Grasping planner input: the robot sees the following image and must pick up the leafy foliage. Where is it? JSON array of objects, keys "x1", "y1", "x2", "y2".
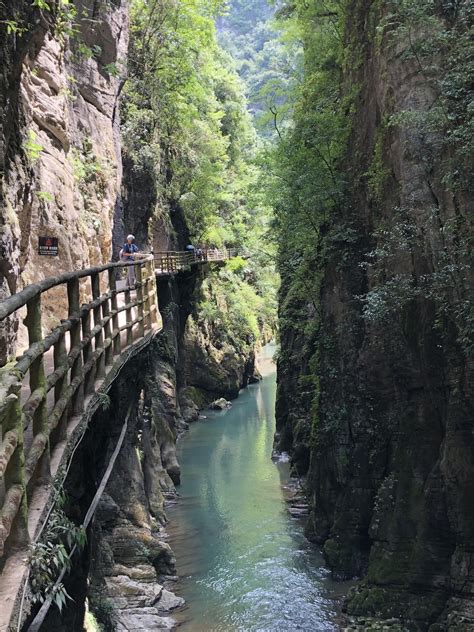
[
  {"x1": 217, "y1": 0, "x2": 300, "y2": 134},
  {"x1": 31, "y1": 0, "x2": 77, "y2": 39},
  {"x1": 196, "y1": 259, "x2": 277, "y2": 348},
  {"x1": 29, "y1": 489, "x2": 86, "y2": 611},
  {"x1": 261, "y1": 0, "x2": 346, "y2": 323},
  {"x1": 125, "y1": 0, "x2": 278, "y2": 342},
  {"x1": 23, "y1": 130, "x2": 44, "y2": 163},
  {"x1": 124, "y1": 0, "x2": 252, "y2": 241}
]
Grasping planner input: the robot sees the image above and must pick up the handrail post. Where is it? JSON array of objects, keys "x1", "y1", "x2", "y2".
[
  {"x1": 125, "y1": 281, "x2": 133, "y2": 347},
  {"x1": 91, "y1": 272, "x2": 105, "y2": 380},
  {"x1": 108, "y1": 268, "x2": 121, "y2": 357},
  {"x1": 0, "y1": 377, "x2": 28, "y2": 553},
  {"x1": 151, "y1": 260, "x2": 157, "y2": 327},
  {"x1": 25, "y1": 295, "x2": 50, "y2": 484},
  {"x1": 67, "y1": 278, "x2": 84, "y2": 413},
  {"x1": 151, "y1": 260, "x2": 159, "y2": 327},
  {"x1": 149, "y1": 262, "x2": 159, "y2": 328},
  {"x1": 82, "y1": 280, "x2": 94, "y2": 395},
  {"x1": 102, "y1": 287, "x2": 113, "y2": 368},
  {"x1": 135, "y1": 263, "x2": 145, "y2": 339},
  {"x1": 52, "y1": 330, "x2": 68, "y2": 443},
  {"x1": 143, "y1": 260, "x2": 152, "y2": 331}
]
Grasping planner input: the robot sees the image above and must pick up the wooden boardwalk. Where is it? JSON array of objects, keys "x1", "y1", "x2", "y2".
[{"x1": 0, "y1": 248, "x2": 235, "y2": 631}]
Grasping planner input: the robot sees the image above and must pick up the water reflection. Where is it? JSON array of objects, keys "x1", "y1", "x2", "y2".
[{"x1": 167, "y1": 350, "x2": 344, "y2": 631}]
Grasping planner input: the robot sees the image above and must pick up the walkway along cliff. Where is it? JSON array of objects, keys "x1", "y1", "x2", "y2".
[
  {"x1": 0, "y1": 1, "x2": 270, "y2": 628},
  {"x1": 0, "y1": 249, "x2": 247, "y2": 631}
]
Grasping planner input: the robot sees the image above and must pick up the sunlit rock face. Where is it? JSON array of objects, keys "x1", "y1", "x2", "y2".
[{"x1": 0, "y1": 0, "x2": 128, "y2": 360}]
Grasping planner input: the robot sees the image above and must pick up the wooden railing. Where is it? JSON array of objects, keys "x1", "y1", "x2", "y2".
[
  {"x1": 0, "y1": 245, "x2": 245, "y2": 629},
  {"x1": 155, "y1": 248, "x2": 237, "y2": 275},
  {"x1": 0, "y1": 255, "x2": 158, "y2": 557}
]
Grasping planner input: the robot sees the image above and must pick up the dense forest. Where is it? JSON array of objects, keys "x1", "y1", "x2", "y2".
[
  {"x1": 121, "y1": 0, "x2": 278, "y2": 378},
  {"x1": 0, "y1": 0, "x2": 472, "y2": 630}
]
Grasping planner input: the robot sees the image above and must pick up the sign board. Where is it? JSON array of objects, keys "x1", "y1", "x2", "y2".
[{"x1": 38, "y1": 236, "x2": 59, "y2": 256}]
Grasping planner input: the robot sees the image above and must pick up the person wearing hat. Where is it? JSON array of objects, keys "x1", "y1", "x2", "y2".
[{"x1": 120, "y1": 234, "x2": 139, "y2": 288}]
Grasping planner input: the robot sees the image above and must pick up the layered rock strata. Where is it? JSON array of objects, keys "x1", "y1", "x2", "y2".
[
  {"x1": 182, "y1": 314, "x2": 260, "y2": 406},
  {"x1": 39, "y1": 330, "x2": 184, "y2": 632},
  {"x1": 0, "y1": 0, "x2": 128, "y2": 360}
]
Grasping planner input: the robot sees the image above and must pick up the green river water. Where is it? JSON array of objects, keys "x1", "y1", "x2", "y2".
[{"x1": 167, "y1": 347, "x2": 346, "y2": 631}]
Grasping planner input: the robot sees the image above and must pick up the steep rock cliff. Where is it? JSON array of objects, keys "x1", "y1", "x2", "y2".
[
  {"x1": 182, "y1": 270, "x2": 262, "y2": 408},
  {"x1": 0, "y1": 0, "x2": 128, "y2": 360},
  {"x1": 274, "y1": 269, "x2": 316, "y2": 475},
  {"x1": 37, "y1": 330, "x2": 184, "y2": 632},
  {"x1": 276, "y1": 2, "x2": 473, "y2": 629},
  {"x1": 182, "y1": 315, "x2": 259, "y2": 405}
]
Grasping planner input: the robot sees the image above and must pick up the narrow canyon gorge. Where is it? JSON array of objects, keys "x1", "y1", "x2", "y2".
[{"x1": 0, "y1": 1, "x2": 472, "y2": 631}]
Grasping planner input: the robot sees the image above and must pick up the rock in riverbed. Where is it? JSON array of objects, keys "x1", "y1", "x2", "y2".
[{"x1": 209, "y1": 397, "x2": 232, "y2": 410}]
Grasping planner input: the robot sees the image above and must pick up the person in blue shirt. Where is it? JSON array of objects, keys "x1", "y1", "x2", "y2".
[{"x1": 120, "y1": 234, "x2": 139, "y2": 288}]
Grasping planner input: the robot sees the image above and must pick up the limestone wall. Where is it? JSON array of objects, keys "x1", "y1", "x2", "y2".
[{"x1": 0, "y1": 0, "x2": 128, "y2": 361}]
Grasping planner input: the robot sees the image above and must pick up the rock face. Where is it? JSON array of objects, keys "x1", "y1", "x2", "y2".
[
  {"x1": 274, "y1": 273, "x2": 315, "y2": 475},
  {"x1": 85, "y1": 341, "x2": 184, "y2": 631},
  {"x1": 41, "y1": 329, "x2": 187, "y2": 632},
  {"x1": 0, "y1": 0, "x2": 128, "y2": 360},
  {"x1": 276, "y1": 2, "x2": 473, "y2": 630},
  {"x1": 155, "y1": 269, "x2": 261, "y2": 418},
  {"x1": 183, "y1": 303, "x2": 261, "y2": 406}
]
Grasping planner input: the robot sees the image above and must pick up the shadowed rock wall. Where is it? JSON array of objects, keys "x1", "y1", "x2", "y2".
[
  {"x1": 37, "y1": 331, "x2": 184, "y2": 631},
  {"x1": 276, "y1": 1, "x2": 473, "y2": 629}
]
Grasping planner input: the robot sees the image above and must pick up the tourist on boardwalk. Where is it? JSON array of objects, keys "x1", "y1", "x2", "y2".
[
  {"x1": 186, "y1": 243, "x2": 197, "y2": 261},
  {"x1": 120, "y1": 234, "x2": 139, "y2": 287}
]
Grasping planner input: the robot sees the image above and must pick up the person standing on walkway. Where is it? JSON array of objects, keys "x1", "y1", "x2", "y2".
[{"x1": 120, "y1": 234, "x2": 139, "y2": 288}]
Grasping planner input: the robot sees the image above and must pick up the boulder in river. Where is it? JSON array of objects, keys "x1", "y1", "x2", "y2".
[{"x1": 209, "y1": 397, "x2": 232, "y2": 410}]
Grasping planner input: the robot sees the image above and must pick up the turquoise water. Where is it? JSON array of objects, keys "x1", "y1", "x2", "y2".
[{"x1": 167, "y1": 350, "x2": 345, "y2": 631}]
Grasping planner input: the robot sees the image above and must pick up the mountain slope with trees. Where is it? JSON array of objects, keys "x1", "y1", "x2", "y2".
[{"x1": 122, "y1": 0, "x2": 277, "y2": 406}]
